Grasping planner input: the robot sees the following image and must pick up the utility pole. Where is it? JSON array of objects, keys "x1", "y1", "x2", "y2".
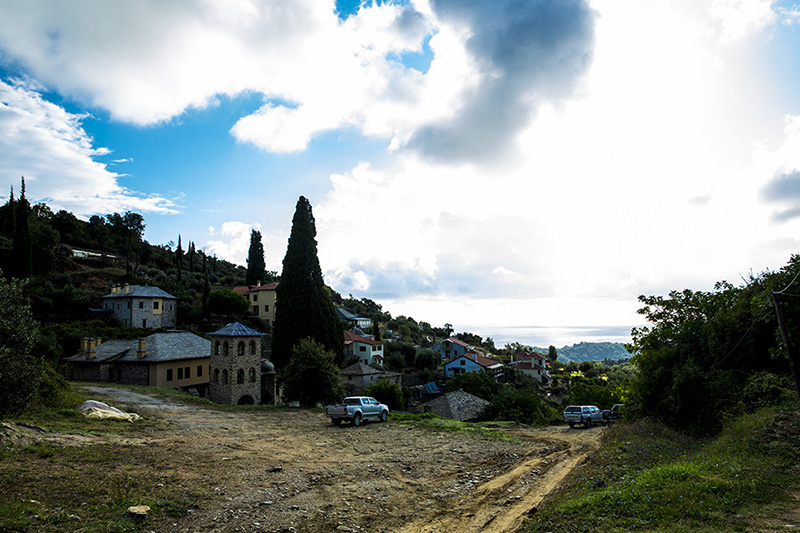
[{"x1": 771, "y1": 291, "x2": 800, "y2": 396}]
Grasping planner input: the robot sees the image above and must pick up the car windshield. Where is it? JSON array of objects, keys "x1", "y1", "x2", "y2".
[{"x1": 565, "y1": 406, "x2": 580, "y2": 413}]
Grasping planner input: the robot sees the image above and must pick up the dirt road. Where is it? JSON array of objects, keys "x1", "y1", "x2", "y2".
[{"x1": 74, "y1": 386, "x2": 601, "y2": 533}]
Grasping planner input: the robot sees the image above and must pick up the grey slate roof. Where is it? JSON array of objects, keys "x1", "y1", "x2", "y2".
[
  {"x1": 208, "y1": 322, "x2": 265, "y2": 337},
  {"x1": 64, "y1": 331, "x2": 210, "y2": 364},
  {"x1": 422, "y1": 390, "x2": 489, "y2": 422},
  {"x1": 101, "y1": 285, "x2": 177, "y2": 299},
  {"x1": 341, "y1": 362, "x2": 383, "y2": 376}
]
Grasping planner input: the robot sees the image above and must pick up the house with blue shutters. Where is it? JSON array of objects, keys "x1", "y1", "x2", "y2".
[{"x1": 432, "y1": 336, "x2": 474, "y2": 362}]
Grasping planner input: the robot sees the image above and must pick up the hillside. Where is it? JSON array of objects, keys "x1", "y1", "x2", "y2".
[{"x1": 533, "y1": 341, "x2": 630, "y2": 363}]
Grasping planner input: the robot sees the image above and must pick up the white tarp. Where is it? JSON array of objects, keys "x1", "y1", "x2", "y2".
[{"x1": 78, "y1": 400, "x2": 141, "y2": 422}]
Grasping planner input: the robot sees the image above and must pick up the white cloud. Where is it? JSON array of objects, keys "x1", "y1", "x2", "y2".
[
  {"x1": 708, "y1": 0, "x2": 775, "y2": 42},
  {"x1": 0, "y1": 79, "x2": 176, "y2": 215},
  {"x1": 203, "y1": 220, "x2": 260, "y2": 265}
]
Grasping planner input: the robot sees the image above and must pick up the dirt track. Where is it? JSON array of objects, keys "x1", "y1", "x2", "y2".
[{"x1": 61, "y1": 386, "x2": 602, "y2": 532}]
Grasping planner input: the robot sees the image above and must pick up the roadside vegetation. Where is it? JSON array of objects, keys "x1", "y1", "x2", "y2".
[{"x1": 528, "y1": 404, "x2": 800, "y2": 532}]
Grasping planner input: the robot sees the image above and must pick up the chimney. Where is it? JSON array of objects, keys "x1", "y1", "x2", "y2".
[
  {"x1": 137, "y1": 338, "x2": 146, "y2": 359},
  {"x1": 87, "y1": 338, "x2": 97, "y2": 359},
  {"x1": 256, "y1": 280, "x2": 261, "y2": 287},
  {"x1": 123, "y1": 283, "x2": 130, "y2": 295},
  {"x1": 80, "y1": 337, "x2": 88, "y2": 358}
]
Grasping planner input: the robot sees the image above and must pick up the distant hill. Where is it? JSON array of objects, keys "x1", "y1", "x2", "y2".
[{"x1": 533, "y1": 342, "x2": 630, "y2": 363}]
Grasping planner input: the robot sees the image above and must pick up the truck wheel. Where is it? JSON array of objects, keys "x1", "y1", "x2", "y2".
[
  {"x1": 332, "y1": 418, "x2": 342, "y2": 426},
  {"x1": 380, "y1": 410, "x2": 388, "y2": 422},
  {"x1": 585, "y1": 418, "x2": 592, "y2": 428},
  {"x1": 352, "y1": 413, "x2": 362, "y2": 427},
  {"x1": 568, "y1": 422, "x2": 575, "y2": 428}
]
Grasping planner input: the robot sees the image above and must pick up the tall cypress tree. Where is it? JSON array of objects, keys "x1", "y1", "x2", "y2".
[
  {"x1": 245, "y1": 229, "x2": 266, "y2": 286},
  {"x1": 13, "y1": 178, "x2": 32, "y2": 278},
  {"x1": 175, "y1": 235, "x2": 184, "y2": 285},
  {"x1": 272, "y1": 196, "x2": 343, "y2": 370}
]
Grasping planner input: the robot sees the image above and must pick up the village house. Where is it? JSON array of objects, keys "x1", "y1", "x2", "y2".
[
  {"x1": 444, "y1": 353, "x2": 504, "y2": 379},
  {"x1": 233, "y1": 281, "x2": 278, "y2": 327},
  {"x1": 336, "y1": 308, "x2": 372, "y2": 329},
  {"x1": 340, "y1": 362, "x2": 402, "y2": 395},
  {"x1": 208, "y1": 322, "x2": 264, "y2": 405},
  {"x1": 508, "y1": 350, "x2": 551, "y2": 385},
  {"x1": 432, "y1": 336, "x2": 475, "y2": 362},
  {"x1": 63, "y1": 331, "x2": 210, "y2": 393},
  {"x1": 344, "y1": 329, "x2": 385, "y2": 365},
  {"x1": 101, "y1": 284, "x2": 177, "y2": 329}
]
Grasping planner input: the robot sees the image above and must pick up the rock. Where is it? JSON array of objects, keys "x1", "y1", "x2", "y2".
[{"x1": 127, "y1": 505, "x2": 150, "y2": 517}]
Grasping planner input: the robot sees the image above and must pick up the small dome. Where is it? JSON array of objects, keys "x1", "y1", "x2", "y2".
[{"x1": 260, "y1": 359, "x2": 276, "y2": 374}]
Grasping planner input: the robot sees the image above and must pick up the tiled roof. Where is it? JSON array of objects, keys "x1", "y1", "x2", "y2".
[
  {"x1": 447, "y1": 354, "x2": 502, "y2": 368},
  {"x1": 344, "y1": 330, "x2": 383, "y2": 346},
  {"x1": 101, "y1": 285, "x2": 177, "y2": 299},
  {"x1": 444, "y1": 337, "x2": 472, "y2": 349},
  {"x1": 209, "y1": 322, "x2": 265, "y2": 337},
  {"x1": 64, "y1": 331, "x2": 210, "y2": 363},
  {"x1": 341, "y1": 362, "x2": 383, "y2": 375},
  {"x1": 250, "y1": 282, "x2": 278, "y2": 291}
]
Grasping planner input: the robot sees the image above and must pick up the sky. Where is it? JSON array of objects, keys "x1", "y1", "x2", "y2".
[{"x1": 2, "y1": 0, "x2": 800, "y2": 348}]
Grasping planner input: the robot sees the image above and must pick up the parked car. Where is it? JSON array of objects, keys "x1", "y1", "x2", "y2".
[
  {"x1": 325, "y1": 396, "x2": 389, "y2": 427},
  {"x1": 602, "y1": 403, "x2": 624, "y2": 424},
  {"x1": 563, "y1": 405, "x2": 604, "y2": 428}
]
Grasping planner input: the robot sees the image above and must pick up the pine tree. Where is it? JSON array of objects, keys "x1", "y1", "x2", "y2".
[
  {"x1": 272, "y1": 196, "x2": 344, "y2": 370},
  {"x1": 188, "y1": 241, "x2": 195, "y2": 272},
  {"x1": 245, "y1": 229, "x2": 266, "y2": 286}
]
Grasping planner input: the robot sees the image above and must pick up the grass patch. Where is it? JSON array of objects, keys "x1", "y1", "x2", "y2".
[
  {"x1": 528, "y1": 405, "x2": 800, "y2": 532},
  {"x1": 390, "y1": 412, "x2": 519, "y2": 442},
  {"x1": 0, "y1": 441, "x2": 206, "y2": 532}
]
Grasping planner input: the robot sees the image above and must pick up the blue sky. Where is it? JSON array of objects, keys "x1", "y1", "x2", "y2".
[{"x1": 1, "y1": 0, "x2": 800, "y2": 347}]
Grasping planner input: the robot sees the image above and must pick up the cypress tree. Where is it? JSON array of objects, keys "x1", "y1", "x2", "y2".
[
  {"x1": 13, "y1": 178, "x2": 32, "y2": 278},
  {"x1": 175, "y1": 235, "x2": 184, "y2": 284},
  {"x1": 245, "y1": 229, "x2": 266, "y2": 286},
  {"x1": 272, "y1": 196, "x2": 343, "y2": 370},
  {"x1": 5, "y1": 186, "x2": 14, "y2": 239}
]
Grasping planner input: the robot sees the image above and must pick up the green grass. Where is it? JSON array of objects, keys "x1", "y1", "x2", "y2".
[
  {"x1": 389, "y1": 412, "x2": 520, "y2": 442},
  {"x1": 0, "y1": 441, "x2": 205, "y2": 532},
  {"x1": 528, "y1": 405, "x2": 800, "y2": 532}
]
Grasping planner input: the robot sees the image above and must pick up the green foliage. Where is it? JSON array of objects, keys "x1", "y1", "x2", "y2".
[
  {"x1": 627, "y1": 271, "x2": 786, "y2": 434},
  {"x1": 207, "y1": 288, "x2": 250, "y2": 317},
  {"x1": 530, "y1": 407, "x2": 800, "y2": 532},
  {"x1": 444, "y1": 370, "x2": 501, "y2": 401},
  {"x1": 414, "y1": 348, "x2": 440, "y2": 371},
  {"x1": 564, "y1": 380, "x2": 620, "y2": 409},
  {"x1": 281, "y1": 338, "x2": 344, "y2": 407},
  {"x1": 272, "y1": 197, "x2": 343, "y2": 369},
  {"x1": 0, "y1": 275, "x2": 41, "y2": 418},
  {"x1": 364, "y1": 378, "x2": 405, "y2": 410},
  {"x1": 479, "y1": 386, "x2": 552, "y2": 425}
]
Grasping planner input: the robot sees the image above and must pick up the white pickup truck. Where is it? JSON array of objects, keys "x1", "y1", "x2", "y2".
[{"x1": 325, "y1": 396, "x2": 389, "y2": 427}]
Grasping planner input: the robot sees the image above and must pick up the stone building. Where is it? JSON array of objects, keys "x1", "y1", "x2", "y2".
[
  {"x1": 101, "y1": 284, "x2": 178, "y2": 329},
  {"x1": 421, "y1": 390, "x2": 489, "y2": 422},
  {"x1": 208, "y1": 322, "x2": 264, "y2": 405},
  {"x1": 62, "y1": 331, "x2": 210, "y2": 393}
]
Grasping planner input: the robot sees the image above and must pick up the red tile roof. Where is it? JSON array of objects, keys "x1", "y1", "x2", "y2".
[{"x1": 343, "y1": 330, "x2": 383, "y2": 346}]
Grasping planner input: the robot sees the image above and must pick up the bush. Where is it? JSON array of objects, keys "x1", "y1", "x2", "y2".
[
  {"x1": 444, "y1": 370, "x2": 501, "y2": 401},
  {"x1": 281, "y1": 338, "x2": 344, "y2": 407},
  {"x1": 479, "y1": 386, "x2": 552, "y2": 425},
  {"x1": 365, "y1": 378, "x2": 405, "y2": 410}
]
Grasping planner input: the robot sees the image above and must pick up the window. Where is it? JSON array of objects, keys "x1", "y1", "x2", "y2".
[
  {"x1": 249, "y1": 368, "x2": 256, "y2": 382},
  {"x1": 214, "y1": 341, "x2": 220, "y2": 355},
  {"x1": 237, "y1": 342, "x2": 245, "y2": 356},
  {"x1": 264, "y1": 304, "x2": 269, "y2": 312},
  {"x1": 139, "y1": 301, "x2": 144, "y2": 309},
  {"x1": 249, "y1": 341, "x2": 256, "y2": 355},
  {"x1": 166, "y1": 368, "x2": 173, "y2": 381},
  {"x1": 214, "y1": 368, "x2": 219, "y2": 382},
  {"x1": 253, "y1": 294, "x2": 258, "y2": 301},
  {"x1": 237, "y1": 369, "x2": 244, "y2": 384},
  {"x1": 153, "y1": 301, "x2": 159, "y2": 310},
  {"x1": 223, "y1": 342, "x2": 229, "y2": 356},
  {"x1": 372, "y1": 345, "x2": 378, "y2": 351},
  {"x1": 252, "y1": 306, "x2": 259, "y2": 314},
  {"x1": 197, "y1": 365, "x2": 203, "y2": 377},
  {"x1": 184, "y1": 366, "x2": 190, "y2": 379},
  {"x1": 223, "y1": 369, "x2": 228, "y2": 383},
  {"x1": 142, "y1": 319, "x2": 147, "y2": 328},
  {"x1": 359, "y1": 346, "x2": 367, "y2": 352},
  {"x1": 460, "y1": 359, "x2": 466, "y2": 365},
  {"x1": 178, "y1": 367, "x2": 184, "y2": 379}
]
